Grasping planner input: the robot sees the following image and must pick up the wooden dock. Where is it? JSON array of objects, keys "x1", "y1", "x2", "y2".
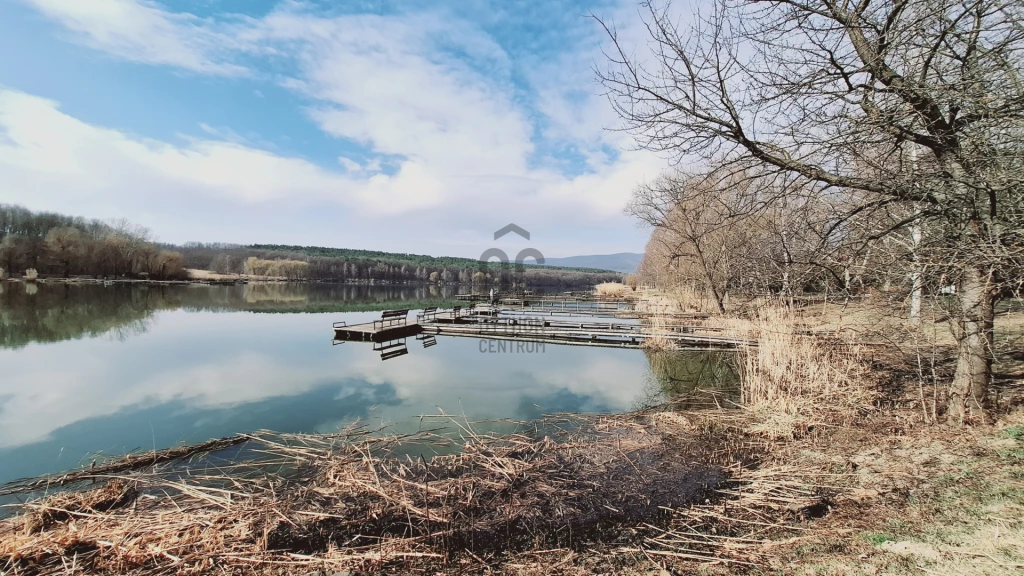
[
  {"x1": 332, "y1": 310, "x2": 423, "y2": 342},
  {"x1": 333, "y1": 306, "x2": 755, "y2": 353}
]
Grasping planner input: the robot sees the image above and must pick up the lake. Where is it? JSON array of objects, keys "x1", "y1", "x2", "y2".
[{"x1": 0, "y1": 281, "x2": 737, "y2": 485}]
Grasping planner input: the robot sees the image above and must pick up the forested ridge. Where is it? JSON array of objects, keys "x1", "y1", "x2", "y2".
[{"x1": 179, "y1": 242, "x2": 620, "y2": 285}]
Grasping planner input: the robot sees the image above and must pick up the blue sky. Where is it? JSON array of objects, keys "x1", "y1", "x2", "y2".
[{"x1": 0, "y1": 0, "x2": 668, "y2": 257}]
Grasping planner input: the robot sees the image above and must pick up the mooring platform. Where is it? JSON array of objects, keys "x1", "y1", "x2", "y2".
[
  {"x1": 333, "y1": 306, "x2": 756, "y2": 349},
  {"x1": 332, "y1": 309, "x2": 423, "y2": 342}
]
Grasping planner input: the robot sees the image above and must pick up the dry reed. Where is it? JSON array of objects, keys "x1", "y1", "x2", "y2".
[
  {"x1": 0, "y1": 414, "x2": 757, "y2": 575},
  {"x1": 593, "y1": 282, "x2": 629, "y2": 298},
  {"x1": 637, "y1": 286, "x2": 874, "y2": 436},
  {"x1": 738, "y1": 306, "x2": 872, "y2": 438},
  {"x1": 0, "y1": 410, "x2": 843, "y2": 575},
  {"x1": 636, "y1": 291, "x2": 686, "y2": 350},
  {"x1": 663, "y1": 284, "x2": 721, "y2": 314}
]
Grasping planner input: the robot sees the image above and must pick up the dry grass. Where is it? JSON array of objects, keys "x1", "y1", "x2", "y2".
[
  {"x1": 662, "y1": 285, "x2": 721, "y2": 314},
  {"x1": 594, "y1": 282, "x2": 629, "y2": 297},
  {"x1": 739, "y1": 307, "x2": 871, "y2": 425},
  {"x1": 639, "y1": 313, "x2": 678, "y2": 351},
  {"x1": 635, "y1": 290, "x2": 874, "y2": 433},
  {"x1": 2, "y1": 414, "x2": 829, "y2": 575},
  {"x1": 764, "y1": 409, "x2": 1024, "y2": 576},
  {"x1": 634, "y1": 286, "x2": 720, "y2": 315},
  {"x1": 185, "y1": 268, "x2": 239, "y2": 281},
  {"x1": 633, "y1": 291, "x2": 753, "y2": 350}
]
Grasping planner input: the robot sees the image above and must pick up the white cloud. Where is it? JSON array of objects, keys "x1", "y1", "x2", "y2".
[
  {"x1": 8, "y1": 0, "x2": 663, "y2": 251},
  {"x1": 268, "y1": 11, "x2": 530, "y2": 177},
  {"x1": 0, "y1": 89, "x2": 354, "y2": 205},
  {"x1": 22, "y1": 0, "x2": 250, "y2": 75},
  {"x1": 0, "y1": 89, "x2": 454, "y2": 214}
]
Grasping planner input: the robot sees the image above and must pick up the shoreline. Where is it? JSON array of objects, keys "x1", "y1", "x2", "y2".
[{"x1": 0, "y1": 276, "x2": 609, "y2": 289}]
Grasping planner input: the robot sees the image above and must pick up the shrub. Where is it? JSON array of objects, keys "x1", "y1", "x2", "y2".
[{"x1": 24, "y1": 268, "x2": 38, "y2": 281}]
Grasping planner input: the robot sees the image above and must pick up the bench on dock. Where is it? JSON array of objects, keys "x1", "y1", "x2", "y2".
[
  {"x1": 452, "y1": 305, "x2": 462, "y2": 318},
  {"x1": 418, "y1": 306, "x2": 438, "y2": 322},
  {"x1": 374, "y1": 309, "x2": 409, "y2": 330}
]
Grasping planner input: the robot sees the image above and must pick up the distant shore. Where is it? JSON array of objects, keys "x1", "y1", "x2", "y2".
[{"x1": 0, "y1": 270, "x2": 601, "y2": 289}]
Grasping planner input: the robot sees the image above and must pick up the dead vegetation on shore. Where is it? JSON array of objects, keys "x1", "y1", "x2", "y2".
[
  {"x1": 12, "y1": 405, "x2": 1022, "y2": 576},
  {"x1": 0, "y1": 409, "x2": 858, "y2": 576}
]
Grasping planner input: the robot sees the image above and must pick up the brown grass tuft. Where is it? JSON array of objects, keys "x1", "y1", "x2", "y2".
[
  {"x1": 738, "y1": 306, "x2": 873, "y2": 438},
  {"x1": 594, "y1": 282, "x2": 629, "y2": 297}
]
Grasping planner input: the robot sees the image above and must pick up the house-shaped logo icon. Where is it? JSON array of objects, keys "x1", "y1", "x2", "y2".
[{"x1": 493, "y1": 223, "x2": 530, "y2": 241}]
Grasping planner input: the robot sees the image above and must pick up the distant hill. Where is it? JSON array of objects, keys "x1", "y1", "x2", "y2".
[{"x1": 540, "y1": 253, "x2": 643, "y2": 274}]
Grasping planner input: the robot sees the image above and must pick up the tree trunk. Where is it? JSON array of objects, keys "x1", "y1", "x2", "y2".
[
  {"x1": 710, "y1": 285, "x2": 727, "y2": 314},
  {"x1": 909, "y1": 223, "x2": 922, "y2": 324},
  {"x1": 948, "y1": 265, "x2": 996, "y2": 421}
]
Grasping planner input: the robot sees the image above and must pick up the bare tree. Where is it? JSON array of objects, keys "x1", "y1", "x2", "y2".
[
  {"x1": 109, "y1": 218, "x2": 153, "y2": 276},
  {"x1": 151, "y1": 251, "x2": 186, "y2": 280},
  {"x1": 44, "y1": 227, "x2": 85, "y2": 278},
  {"x1": 630, "y1": 170, "x2": 763, "y2": 311},
  {"x1": 209, "y1": 254, "x2": 234, "y2": 275},
  {"x1": 600, "y1": 0, "x2": 1024, "y2": 419}
]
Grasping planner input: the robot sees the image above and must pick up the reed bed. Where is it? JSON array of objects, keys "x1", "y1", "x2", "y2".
[
  {"x1": 662, "y1": 284, "x2": 721, "y2": 315},
  {"x1": 736, "y1": 307, "x2": 873, "y2": 439},
  {"x1": 0, "y1": 413, "x2": 836, "y2": 575},
  {"x1": 593, "y1": 282, "x2": 630, "y2": 298},
  {"x1": 635, "y1": 288, "x2": 874, "y2": 435},
  {"x1": 636, "y1": 291, "x2": 687, "y2": 350}
]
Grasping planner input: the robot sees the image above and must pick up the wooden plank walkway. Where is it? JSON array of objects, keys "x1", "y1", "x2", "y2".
[
  {"x1": 420, "y1": 316, "x2": 751, "y2": 348},
  {"x1": 480, "y1": 303, "x2": 709, "y2": 321},
  {"x1": 333, "y1": 307, "x2": 754, "y2": 349}
]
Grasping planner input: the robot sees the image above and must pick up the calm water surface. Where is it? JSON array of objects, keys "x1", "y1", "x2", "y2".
[{"x1": 0, "y1": 282, "x2": 737, "y2": 485}]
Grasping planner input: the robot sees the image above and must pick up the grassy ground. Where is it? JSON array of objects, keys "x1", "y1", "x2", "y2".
[{"x1": 748, "y1": 410, "x2": 1024, "y2": 575}]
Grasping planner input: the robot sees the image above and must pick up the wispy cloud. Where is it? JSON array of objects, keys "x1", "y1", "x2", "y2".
[
  {"x1": 8, "y1": 0, "x2": 661, "y2": 252},
  {"x1": 0, "y1": 88, "x2": 445, "y2": 212},
  {"x1": 22, "y1": 0, "x2": 251, "y2": 75}
]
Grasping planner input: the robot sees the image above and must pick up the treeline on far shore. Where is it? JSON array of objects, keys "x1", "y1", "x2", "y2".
[
  {"x1": 0, "y1": 205, "x2": 186, "y2": 280},
  {"x1": 0, "y1": 205, "x2": 622, "y2": 287},
  {"x1": 181, "y1": 244, "x2": 621, "y2": 287}
]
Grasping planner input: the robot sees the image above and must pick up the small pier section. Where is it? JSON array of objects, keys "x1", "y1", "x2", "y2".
[{"x1": 332, "y1": 310, "x2": 422, "y2": 342}]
